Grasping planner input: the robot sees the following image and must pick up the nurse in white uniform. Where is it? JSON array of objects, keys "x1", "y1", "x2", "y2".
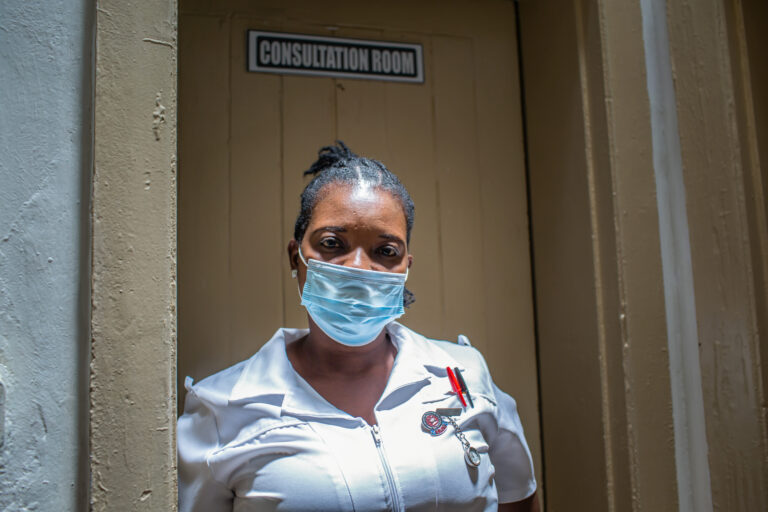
[{"x1": 178, "y1": 142, "x2": 539, "y2": 511}]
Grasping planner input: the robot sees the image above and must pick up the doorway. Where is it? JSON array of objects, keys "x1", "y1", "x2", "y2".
[{"x1": 178, "y1": 0, "x2": 541, "y2": 491}]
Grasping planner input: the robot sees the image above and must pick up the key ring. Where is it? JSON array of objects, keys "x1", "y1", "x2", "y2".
[
  {"x1": 443, "y1": 416, "x2": 481, "y2": 467},
  {"x1": 422, "y1": 410, "x2": 481, "y2": 468}
]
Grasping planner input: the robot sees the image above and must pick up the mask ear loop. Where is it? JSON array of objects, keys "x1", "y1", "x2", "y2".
[
  {"x1": 293, "y1": 246, "x2": 309, "y2": 299},
  {"x1": 297, "y1": 246, "x2": 309, "y2": 268},
  {"x1": 291, "y1": 247, "x2": 308, "y2": 279}
]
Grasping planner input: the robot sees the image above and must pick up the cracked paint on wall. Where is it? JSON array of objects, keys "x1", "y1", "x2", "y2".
[
  {"x1": 89, "y1": 0, "x2": 178, "y2": 509},
  {"x1": 153, "y1": 92, "x2": 167, "y2": 141},
  {"x1": 0, "y1": 0, "x2": 92, "y2": 509}
]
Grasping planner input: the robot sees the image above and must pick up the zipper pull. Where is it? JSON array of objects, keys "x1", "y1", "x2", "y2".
[{"x1": 371, "y1": 424, "x2": 382, "y2": 446}]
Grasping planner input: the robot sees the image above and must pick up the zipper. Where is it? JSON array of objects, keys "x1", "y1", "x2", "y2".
[{"x1": 370, "y1": 424, "x2": 402, "y2": 512}]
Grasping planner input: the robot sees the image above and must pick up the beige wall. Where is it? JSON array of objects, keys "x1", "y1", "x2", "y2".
[
  {"x1": 520, "y1": 0, "x2": 768, "y2": 510},
  {"x1": 668, "y1": 0, "x2": 768, "y2": 509},
  {"x1": 520, "y1": 0, "x2": 675, "y2": 509},
  {"x1": 729, "y1": 0, "x2": 768, "y2": 437}
]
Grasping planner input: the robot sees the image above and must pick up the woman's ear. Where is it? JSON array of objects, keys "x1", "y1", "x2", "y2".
[{"x1": 287, "y1": 239, "x2": 300, "y2": 271}]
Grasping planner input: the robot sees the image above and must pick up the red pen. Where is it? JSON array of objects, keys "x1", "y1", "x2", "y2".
[
  {"x1": 454, "y1": 367, "x2": 474, "y2": 409},
  {"x1": 446, "y1": 366, "x2": 468, "y2": 408}
]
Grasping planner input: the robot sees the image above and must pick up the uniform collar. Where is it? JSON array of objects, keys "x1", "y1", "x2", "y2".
[{"x1": 228, "y1": 323, "x2": 463, "y2": 419}]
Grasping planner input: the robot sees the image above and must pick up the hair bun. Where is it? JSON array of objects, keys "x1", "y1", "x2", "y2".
[{"x1": 304, "y1": 140, "x2": 356, "y2": 176}]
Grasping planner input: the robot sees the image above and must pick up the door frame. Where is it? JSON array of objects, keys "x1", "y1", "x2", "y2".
[
  {"x1": 90, "y1": 0, "x2": 178, "y2": 508},
  {"x1": 89, "y1": 0, "x2": 768, "y2": 510}
]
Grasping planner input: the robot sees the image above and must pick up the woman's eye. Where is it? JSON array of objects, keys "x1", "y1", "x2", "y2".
[
  {"x1": 378, "y1": 245, "x2": 400, "y2": 258},
  {"x1": 319, "y1": 238, "x2": 342, "y2": 249}
]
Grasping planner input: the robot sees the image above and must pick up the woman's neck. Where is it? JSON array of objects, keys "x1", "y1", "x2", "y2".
[
  {"x1": 286, "y1": 320, "x2": 397, "y2": 425},
  {"x1": 293, "y1": 320, "x2": 396, "y2": 378}
]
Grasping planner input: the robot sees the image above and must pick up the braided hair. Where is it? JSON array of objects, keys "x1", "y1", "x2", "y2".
[{"x1": 293, "y1": 141, "x2": 416, "y2": 307}]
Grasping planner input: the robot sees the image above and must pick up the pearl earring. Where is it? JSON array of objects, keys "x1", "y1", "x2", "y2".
[{"x1": 291, "y1": 269, "x2": 298, "y2": 279}]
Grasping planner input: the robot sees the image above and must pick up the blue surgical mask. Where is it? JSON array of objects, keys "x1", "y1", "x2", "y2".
[{"x1": 298, "y1": 248, "x2": 408, "y2": 346}]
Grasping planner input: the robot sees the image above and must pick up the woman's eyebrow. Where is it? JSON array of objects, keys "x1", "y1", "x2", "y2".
[
  {"x1": 379, "y1": 233, "x2": 405, "y2": 244},
  {"x1": 310, "y1": 227, "x2": 404, "y2": 244},
  {"x1": 312, "y1": 226, "x2": 347, "y2": 235}
]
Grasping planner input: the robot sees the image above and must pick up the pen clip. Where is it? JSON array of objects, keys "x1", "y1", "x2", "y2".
[{"x1": 453, "y1": 367, "x2": 474, "y2": 409}]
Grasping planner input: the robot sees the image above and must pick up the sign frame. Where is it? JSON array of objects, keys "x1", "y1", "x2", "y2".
[{"x1": 247, "y1": 30, "x2": 425, "y2": 84}]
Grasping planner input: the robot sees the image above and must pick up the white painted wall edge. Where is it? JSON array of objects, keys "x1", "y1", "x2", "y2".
[{"x1": 639, "y1": 1, "x2": 713, "y2": 511}]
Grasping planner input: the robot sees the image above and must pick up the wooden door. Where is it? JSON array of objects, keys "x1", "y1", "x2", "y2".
[{"x1": 179, "y1": 0, "x2": 541, "y2": 489}]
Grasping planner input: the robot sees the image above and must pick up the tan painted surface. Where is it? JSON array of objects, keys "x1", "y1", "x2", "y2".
[
  {"x1": 520, "y1": 0, "x2": 677, "y2": 509},
  {"x1": 91, "y1": 0, "x2": 178, "y2": 509},
  {"x1": 667, "y1": 0, "x2": 768, "y2": 509},
  {"x1": 596, "y1": 2, "x2": 680, "y2": 508},
  {"x1": 726, "y1": 0, "x2": 768, "y2": 446},
  {"x1": 572, "y1": 1, "x2": 634, "y2": 509},
  {"x1": 178, "y1": 0, "x2": 541, "y2": 492},
  {"x1": 517, "y1": 4, "x2": 610, "y2": 510}
]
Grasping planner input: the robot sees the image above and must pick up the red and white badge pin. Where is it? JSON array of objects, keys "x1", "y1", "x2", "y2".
[{"x1": 421, "y1": 411, "x2": 448, "y2": 436}]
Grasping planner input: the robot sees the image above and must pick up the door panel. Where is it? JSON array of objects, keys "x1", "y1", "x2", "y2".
[
  {"x1": 179, "y1": 0, "x2": 541, "y2": 492},
  {"x1": 279, "y1": 74, "x2": 337, "y2": 328},
  {"x1": 179, "y1": 14, "x2": 234, "y2": 377}
]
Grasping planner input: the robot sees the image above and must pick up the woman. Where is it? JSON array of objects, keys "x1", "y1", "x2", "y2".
[{"x1": 178, "y1": 142, "x2": 539, "y2": 511}]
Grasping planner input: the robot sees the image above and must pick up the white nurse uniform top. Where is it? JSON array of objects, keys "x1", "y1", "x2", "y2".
[{"x1": 178, "y1": 322, "x2": 536, "y2": 512}]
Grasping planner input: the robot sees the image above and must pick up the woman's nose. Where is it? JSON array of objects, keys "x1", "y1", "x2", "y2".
[{"x1": 347, "y1": 247, "x2": 372, "y2": 269}]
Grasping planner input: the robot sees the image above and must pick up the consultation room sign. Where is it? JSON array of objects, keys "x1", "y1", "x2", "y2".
[{"x1": 248, "y1": 31, "x2": 424, "y2": 83}]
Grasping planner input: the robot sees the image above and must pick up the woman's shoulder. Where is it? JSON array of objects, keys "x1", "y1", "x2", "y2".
[
  {"x1": 179, "y1": 328, "x2": 307, "y2": 445},
  {"x1": 182, "y1": 327, "x2": 303, "y2": 411},
  {"x1": 182, "y1": 359, "x2": 249, "y2": 408},
  {"x1": 394, "y1": 322, "x2": 488, "y2": 365},
  {"x1": 390, "y1": 323, "x2": 495, "y2": 399}
]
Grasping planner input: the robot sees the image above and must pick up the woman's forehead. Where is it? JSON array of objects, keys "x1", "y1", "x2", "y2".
[{"x1": 310, "y1": 184, "x2": 408, "y2": 234}]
